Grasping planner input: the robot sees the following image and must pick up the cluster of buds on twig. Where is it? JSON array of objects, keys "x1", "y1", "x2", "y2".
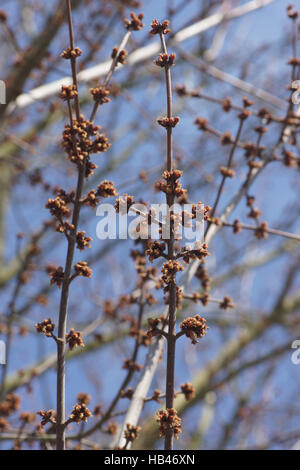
[
  {"x1": 46, "y1": 196, "x2": 71, "y2": 219},
  {"x1": 74, "y1": 261, "x2": 92, "y2": 278},
  {"x1": 62, "y1": 118, "x2": 110, "y2": 170},
  {"x1": 20, "y1": 412, "x2": 36, "y2": 424},
  {"x1": 82, "y1": 181, "x2": 117, "y2": 209},
  {"x1": 37, "y1": 409, "x2": 56, "y2": 426},
  {"x1": 146, "y1": 241, "x2": 166, "y2": 261},
  {"x1": 111, "y1": 47, "x2": 127, "y2": 64},
  {"x1": 114, "y1": 194, "x2": 134, "y2": 214},
  {"x1": 156, "y1": 408, "x2": 182, "y2": 439},
  {"x1": 96, "y1": 180, "x2": 118, "y2": 198},
  {"x1": 124, "y1": 12, "x2": 144, "y2": 31},
  {"x1": 177, "y1": 243, "x2": 209, "y2": 263},
  {"x1": 180, "y1": 383, "x2": 195, "y2": 401},
  {"x1": 65, "y1": 328, "x2": 84, "y2": 350},
  {"x1": 155, "y1": 53, "x2": 176, "y2": 68},
  {"x1": 146, "y1": 316, "x2": 166, "y2": 338},
  {"x1": 161, "y1": 260, "x2": 184, "y2": 285},
  {"x1": 124, "y1": 423, "x2": 141, "y2": 443},
  {"x1": 61, "y1": 47, "x2": 82, "y2": 60},
  {"x1": 220, "y1": 296, "x2": 235, "y2": 310},
  {"x1": 220, "y1": 166, "x2": 236, "y2": 178},
  {"x1": 150, "y1": 19, "x2": 170, "y2": 35},
  {"x1": 76, "y1": 231, "x2": 92, "y2": 250},
  {"x1": 90, "y1": 86, "x2": 110, "y2": 105},
  {"x1": 35, "y1": 318, "x2": 55, "y2": 338},
  {"x1": 123, "y1": 359, "x2": 142, "y2": 372},
  {"x1": 287, "y1": 4, "x2": 299, "y2": 20},
  {"x1": 155, "y1": 169, "x2": 185, "y2": 197},
  {"x1": 157, "y1": 116, "x2": 180, "y2": 128},
  {"x1": 48, "y1": 265, "x2": 64, "y2": 287},
  {"x1": 68, "y1": 403, "x2": 92, "y2": 424},
  {"x1": 59, "y1": 85, "x2": 78, "y2": 101},
  {"x1": 255, "y1": 221, "x2": 268, "y2": 240},
  {"x1": 77, "y1": 393, "x2": 91, "y2": 405},
  {"x1": 179, "y1": 315, "x2": 208, "y2": 344},
  {"x1": 0, "y1": 393, "x2": 21, "y2": 417}
]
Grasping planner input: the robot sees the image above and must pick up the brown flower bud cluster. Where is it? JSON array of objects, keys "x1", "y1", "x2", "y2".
[
  {"x1": 150, "y1": 19, "x2": 170, "y2": 35},
  {"x1": 49, "y1": 266, "x2": 64, "y2": 287},
  {"x1": 180, "y1": 383, "x2": 195, "y2": 401},
  {"x1": 124, "y1": 423, "x2": 141, "y2": 442},
  {"x1": 178, "y1": 243, "x2": 209, "y2": 263},
  {"x1": 151, "y1": 390, "x2": 163, "y2": 403},
  {"x1": 146, "y1": 241, "x2": 166, "y2": 261},
  {"x1": 233, "y1": 219, "x2": 242, "y2": 234},
  {"x1": 46, "y1": 196, "x2": 71, "y2": 219},
  {"x1": 287, "y1": 4, "x2": 299, "y2": 19},
  {"x1": 20, "y1": 412, "x2": 35, "y2": 424},
  {"x1": 238, "y1": 109, "x2": 251, "y2": 121},
  {"x1": 220, "y1": 296, "x2": 235, "y2": 310},
  {"x1": 147, "y1": 316, "x2": 165, "y2": 338},
  {"x1": 56, "y1": 220, "x2": 75, "y2": 235},
  {"x1": 221, "y1": 131, "x2": 233, "y2": 145},
  {"x1": 123, "y1": 359, "x2": 143, "y2": 372},
  {"x1": 96, "y1": 180, "x2": 118, "y2": 198},
  {"x1": 65, "y1": 328, "x2": 84, "y2": 350},
  {"x1": 180, "y1": 315, "x2": 208, "y2": 344},
  {"x1": 195, "y1": 264, "x2": 211, "y2": 290},
  {"x1": 61, "y1": 47, "x2": 82, "y2": 59},
  {"x1": 74, "y1": 261, "x2": 92, "y2": 278},
  {"x1": 90, "y1": 86, "x2": 110, "y2": 105},
  {"x1": 83, "y1": 181, "x2": 117, "y2": 209},
  {"x1": 76, "y1": 231, "x2": 92, "y2": 250},
  {"x1": 37, "y1": 409, "x2": 56, "y2": 426},
  {"x1": 282, "y1": 149, "x2": 296, "y2": 167},
  {"x1": 114, "y1": 194, "x2": 134, "y2": 214},
  {"x1": 107, "y1": 422, "x2": 118, "y2": 435},
  {"x1": 155, "y1": 169, "x2": 185, "y2": 198},
  {"x1": 62, "y1": 118, "x2": 110, "y2": 169},
  {"x1": 161, "y1": 260, "x2": 184, "y2": 285},
  {"x1": 120, "y1": 388, "x2": 134, "y2": 399},
  {"x1": 255, "y1": 221, "x2": 268, "y2": 240},
  {"x1": 111, "y1": 47, "x2": 127, "y2": 64},
  {"x1": 194, "y1": 117, "x2": 209, "y2": 131},
  {"x1": 0, "y1": 418, "x2": 9, "y2": 432},
  {"x1": 69, "y1": 403, "x2": 92, "y2": 423},
  {"x1": 220, "y1": 166, "x2": 236, "y2": 178},
  {"x1": 156, "y1": 408, "x2": 182, "y2": 439},
  {"x1": 59, "y1": 85, "x2": 78, "y2": 101},
  {"x1": 242, "y1": 96, "x2": 254, "y2": 108},
  {"x1": 77, "y1": 393, "x2": 91, "y2": 405},
  {"x1": 0, "y1": 393, "x2": 21, "y2": 417},
  {"x1": 124, "y1": 12, "x2": 144, "y2": 31},
  {"x1": 0, "y1": 10, "x2": 7, "y2": 22},
  {"x1": 155, "y1": 53, "x2": 176, "y2": 68},
  {"x1": 35, "y1": 318, "x2": 55, "y2": 337},
  {"x1": 157, "y1": 116, "x2": 180, "y2": 128}
]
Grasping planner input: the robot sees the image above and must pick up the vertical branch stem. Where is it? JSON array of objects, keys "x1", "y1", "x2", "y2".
[
  {"x1": 56, "y1": 0, "x2": 83, "y2": 450},
  {"x1": 159, "y1": 32, "x2": 176, "y2": 451}
]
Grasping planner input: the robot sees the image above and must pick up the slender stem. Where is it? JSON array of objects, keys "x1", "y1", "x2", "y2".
[
  {"x1": 205, "y1": 118, "x2": 244, "y2": 239},
  {"x1": 159, "y1": 32, "x2": 176, "y2": 451},
  {"x1": 56, "y1": 0, "x2": 83, "y2": 450},
  {"x1": 89, "y1": 31, "x2": 131, "y2": 123},
  {"x1": 73, "y1": 286, "x2": 146, "y2": 440},
  {"x1": 220, "y1": 221, "x2": 300, "y2": 241}
]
